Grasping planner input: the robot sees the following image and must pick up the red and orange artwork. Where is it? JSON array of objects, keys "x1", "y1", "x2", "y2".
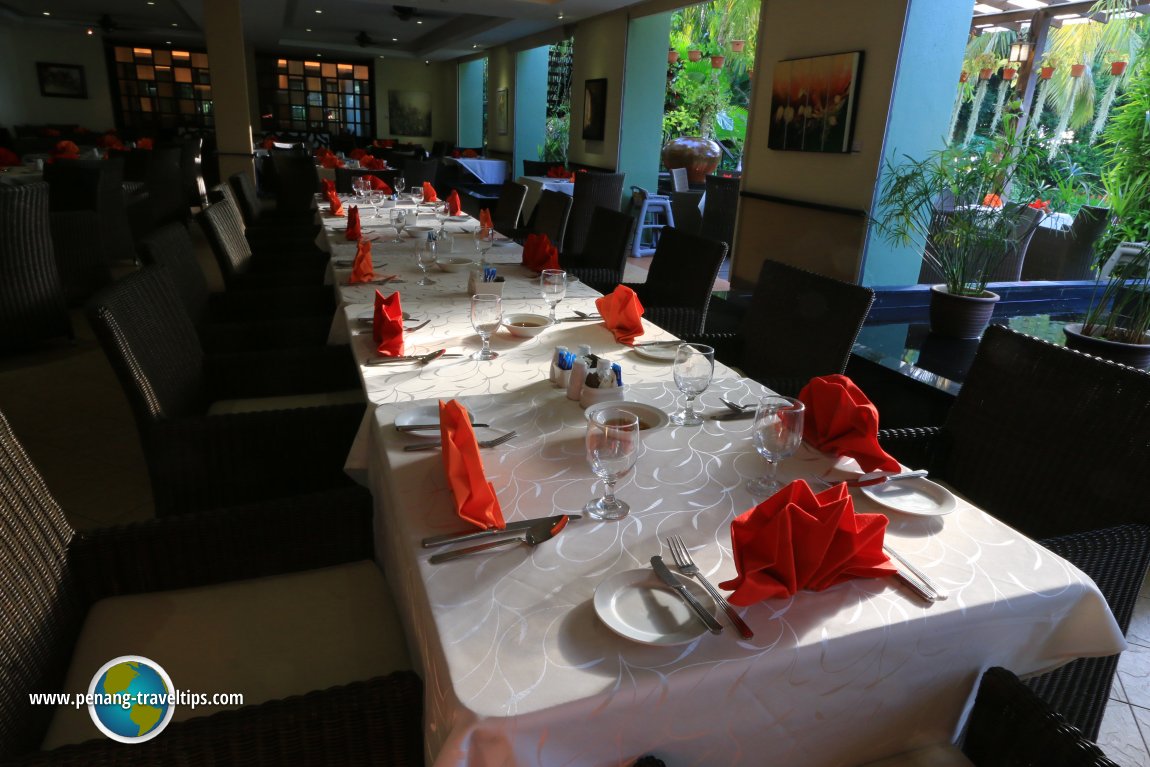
[{"x1": 768, "y1": 51, "x2": 862, "y2": 153}]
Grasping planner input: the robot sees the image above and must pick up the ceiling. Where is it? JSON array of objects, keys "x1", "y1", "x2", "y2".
[
  {"x1": 971, "y1": 0, "x2": 1150, "y2": 28},
  {"x1": 0, "y1": 0, "x2": 641, "y2": 62}
]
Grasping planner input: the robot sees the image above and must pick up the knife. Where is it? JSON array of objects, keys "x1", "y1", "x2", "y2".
[
  {"x1": 421, "y1": 514, "x2": 581, "y2": 548},
  {"x1": 650, "y1": 556, "x2": 723, "y2": 634},
  {"x1": 710, "y1": 410, "x2": 755, "y2": 421},
  {"x1": 396, "y1": 423, "x2": 488, "y2": 432},
  {"x1": 842, "y1": 470, "x2": 930, "y2": 488},
  {"x1": 428, "y1": 515, "x2": 570, "y2": 563},
  {"x1": 556, "y1": 316, "x2": 602, "y2": 323},
  {"x1": 632, "y1": 340, "x2": 681, "y2": 347}
]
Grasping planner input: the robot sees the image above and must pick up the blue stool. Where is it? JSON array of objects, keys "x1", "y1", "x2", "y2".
[{"x1": 630, "y1": 185, "x2": 675, "y2": 258}]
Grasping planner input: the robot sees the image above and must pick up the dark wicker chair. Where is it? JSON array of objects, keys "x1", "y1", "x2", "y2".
[
  {"x1": 878, "y1": 325, "x2": 1150, "y2": 739},
  {"x1": 670, "y1": 190, "x2": 704, "y2": 236},
  {"x1": 139, "y1": 146, "x2": 187, "y2": 235},
  {"x1": 139, "y1": 223, "x2": 334, "y2": 352},
  {"x1": 42, "y1": 160, "x2": 121, "y2": 300},
  {"x1": 87, "y1": 267, "x2": 364, "y2": 516},
  {"x1": 0, "y1": 408, "x2": 421, "y2": 765},
  {"x1": 209, "y1": 182, "x2": 322, "y2": 257},
  {"x1": 518, "y1": 189, "x2": 572, "y2": 250},
  {"x1": 270, "y1": 152, "x2": 321, "y2": 218},
  {"x1": 176, "y1": 135, "x2": 207, "y2": 210},
  {"x1": 564, "y1": 172, "x2": 625, "y2": 256},
  {"x1": 0, "y1": 183, "x2": 71, "y2": 349},
  {"x1": 334, "y1": 167, "x2": 400, "y2": 195},
  {"x1": 1021, "y1": 205, "x2": 1110, "y2": 281},
  {"x1": 621, "y1": 226, "x2": 727, "y2": 337},
  {"x1": 522, "y1": 159, "x2": 558, "y2": 177},
  {"x1": 688, "y1": 260, "x2": 874, "y2": 396},
  {"x1": 919, "y1": 204, "x2": 1043, "y2": 284},
  {"x1": 560, "y1": 206, "x2": 634, "y2": 294},
  {"x1": 491, "y1": 181, "x2": 528, "y2": 238},
  {"x1": 699, "y1": 174, "x2": 740, "y2": 251},
  {"x1": 401, "y1": 157, "x2": 440, "y2": 189}
]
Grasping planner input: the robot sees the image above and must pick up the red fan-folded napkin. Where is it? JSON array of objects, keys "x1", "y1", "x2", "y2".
[
  {"x1": 521, "y1": 233, "x2": 560, "y2": 273},
  {"x1": 546, "y1": 166, "x2": 568, "y2": 179},
  {"x1": 462, "y1": 149, "x2": 479, "y2": 158},
  {"x1": 439, "y1": 399, "x2": 505, "y2": 530},
  {"x1": 349, "y1": 148, "x2": 367, "y2": 161},
  {"x1": 320, "y1": 154, "x2": 345, "y2": 169},
  {"x1": 797, "y1": 375, "x2": 901, "y2": 474},
  {"x1": 53, "y1": 141, "x2": 80, "y2": 160},
  {"x1": 321, "y1": 178, "x2": 336, "y2": 196},
  {"x1": 479, "y1": 209, "x2": 493, "y2": 230},
  {"x1": 372, "y1": 290, "x2": 404, "y2": 357},
  {"x1": 325, "y1": 189, "x2": 344, "y2": 217},
  {"x1": 350, "y1": 240, "x2": 374, "y2": 283},
  {"x1": 137, "y1": 138, "x2": 154, "y2": 150},
  {"x1": 345, "y1": 206, "x2": 361, "y2": 241},
  {"x1": 446, "y1": 190, "x2": 462, "y2": 216},
  {"x1": 0, "y1": 148, "x2": 19, "y2": 167},
  {"x1": 367, "y1": 175, "x2": 392, "y2": 193},
  {"x1": 595, "y1": 285, "x2": 645, "y2": 345},
  {"x1": 361, "y1": 155, "x2": 385, "y2": 170},
  {"x1": 719, "y1": 480, "x2": 895, "y2": 604},
  {"x1": 422, "y1": 182, "x2": 439, "y2": 203}
]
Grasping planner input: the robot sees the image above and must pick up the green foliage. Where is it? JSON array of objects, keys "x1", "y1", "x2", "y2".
[{"x1": 539, "y1": 106, "x2": 570, "y2": 163}]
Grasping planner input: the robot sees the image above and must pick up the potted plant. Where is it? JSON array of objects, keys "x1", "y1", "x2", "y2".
[
  {"x1": 661, "y1": 59, "x2": 729, "y2": 183},
  {"x1": 973, "y1": 52, "x2": 998, "y2": 80},
  {"x1": 688, "y1": 48, "x2": 703, "y2": 62},
  {"x1": 730, "y1": 40, "x2": 746, "y2": 53},
  {"x1": 706, "y1": 44, "x2": 725, "y2": 69},
  {"x1": 1064, "y1": 243, "x2": 1150, "y2": 368},
  {"x1": 873, "y1": 115, "x2": 1048, "y2": 337},
  {"x1": 668, "y1": 50, "x2": 680, "y2": 64}
]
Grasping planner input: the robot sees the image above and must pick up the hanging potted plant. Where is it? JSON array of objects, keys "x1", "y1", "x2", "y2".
[
  {"x1": 1107, "y1": 50, "x2": 1129, "y2": 77},
  {"x1": 1064, "y1": 244, "x2": 1150, "y2": 368},
  {"x1": 1070, "y1": 62, "x2": 1087, "y2": 77},
  {"x1": 688, "y1": 48, "x2": 703, "y2": 62},
  {"x1": 668, "y1": 50, "x2": 680, "y2": 64},
  {"x1": 1002, "y1": 65, "x2": 1017, "y2": 80},
  {"x1": 710, "y1": 47, "x2": 726, "y2": 69},
  {"x1": 730, "y1": 40, "x2": 746, "y2": 53},
  {"x1": 974, "y1": 52, "x2": 998, "y2": 80}
]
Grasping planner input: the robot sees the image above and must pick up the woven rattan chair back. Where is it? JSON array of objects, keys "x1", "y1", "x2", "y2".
[
  {"x1": 198, "y1": 192, "x2": 255, "y2": 285},
  {"x1": 401, "y1": 157, "x2": 440, "y2": 189},
  {"x1": 522, "y1": 159, "x2": 555, "y2": 177},
  {"x1": 229, "y1": 171, "x2": 265, "y2": 225},
  {"x1": 739, "y1": 260, "x2": 874, "y2": 381},
  {"x1": 271, "y1": 152, "x2": 320, "y2": 217},
  {"x1": 564, "y1": 172, "x2": 624, "y2": 256},
  {"x1": 88, "y1": 267, "x2": 208, "y2": 423},
  {"x1": 527, "y1": 190, "x2": 573, "y2": 251},
  {"x1": 0, "y1": 183, "x2": 72, "y2": 347},
  {"x1": 0, "y1": 410, "x2": 83, "y2": 758},
  {"x1": 700, "y1": 174, "x2": 740, "y2": 250},
  {"x1": 641, "y1": 227, "x2": 727, "y2": 312},
  {"x1": 178, "y1": 136, "x2": 207, "y2": 209},
  {"x1": 492, "y1": 181, "x2": 528, "y2": 237},
  {"x1": 140, "y1": 222, "x2": 211, "y2": 326},
  {"x1": 145, "y1": 147, "x2": 187, "y2": 230},
  {"x1": 561, "y1": 206, "x2": 633, "y2": 272}
]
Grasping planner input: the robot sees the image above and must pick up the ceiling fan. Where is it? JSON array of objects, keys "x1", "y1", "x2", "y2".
[{"x1": 355, "y1": 30, "x2": 374, "y2": 47}]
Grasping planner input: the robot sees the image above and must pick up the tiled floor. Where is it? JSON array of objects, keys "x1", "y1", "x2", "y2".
[{"x1": 1100, "y1": 581, "x2": 1150, "y2": 765}]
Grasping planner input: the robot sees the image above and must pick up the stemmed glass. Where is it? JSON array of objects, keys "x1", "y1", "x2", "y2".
[
  {"x1": 669, "y1": 343, "x2": 715, "y2": 426},
  {"x1": 474, "y1": 227, "x2": 495, "y2": 267},
  {"x1": 584, "y1": 407, "x2": 641, "y2": 521},
  {"x1": 470, "y1": 294, "x2": 502, "y2": 360},
  {"x1": 540, "y1": 269, "x2": 567, "y2": 322},
  {"x1": 411, "y1": 187, "x2": 424, "y2": 206},
  {"x1": 746, "y1": 396, "x2": 806, "y2": 498},
  {"x1": 389, "y1": 208, "x2": 407, "y2": 243},
  {"x1": 352, "y1": 175, "x2": 368, "y2": 204},
  {"x1": 415, "y1": 238, "x2": 437, "y2": 286},
  {"x1": 394, "y1": 175, "x2": 406, "y2": 198},
  {"x1": 434, "y1": 201, "x2": 449, "y2": 235}
]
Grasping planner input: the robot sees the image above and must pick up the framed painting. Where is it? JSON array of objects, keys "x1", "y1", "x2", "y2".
[
  {"x1": 496, "y1": 88, "x2": 509, "y2": 136},
  {"x1": 582, "y1": 78, "x2": 607, "y2": 141},
  {"x1": 388, "y1": 90, "x2": 432, "y2": 137},
  {"x1": 36, "y1": 62, "x2": 87, "y2": 99},
  {"x1": 767, "y1": 51, "x2": 863, "y2": 153}
]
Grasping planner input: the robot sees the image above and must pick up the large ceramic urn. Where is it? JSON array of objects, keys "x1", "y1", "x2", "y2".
[{"x1": 661, "y1": 136, "x2": 722, "y2": 185}]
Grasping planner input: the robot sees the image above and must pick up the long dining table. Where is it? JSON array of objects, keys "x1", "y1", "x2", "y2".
[{"x1": 318, "y1": 199, "x2": 1126, "y2": 766}]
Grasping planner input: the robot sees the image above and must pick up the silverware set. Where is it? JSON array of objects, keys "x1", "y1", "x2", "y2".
[
  {"x1": 403, "y1": 430, "x2": 517, "y2": 452},
  {"x1": 666, "y1": 535, "x2": 754, "y2": 638},
  {"x1": 365, "y1": 349, "x2": 462, "y2": 366}
]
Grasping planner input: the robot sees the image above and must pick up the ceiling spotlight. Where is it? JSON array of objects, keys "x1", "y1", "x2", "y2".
[
  {"x1": 317, "y1": 53, "x2": 323, "y2": 57},
  {"x1": 305, "y1": 27, "x2": 311, "y2": 31},
  {"x1": 472, "y1": 44, "x2": 478, "y2": 48},
  {"x1": 42, "y1": 10, "x2": 50, "y2": 15},
  {"x1": 557, "y1": 11, "x2": 564, "y2": 20},
  {"x1": 315, "y1": 8, "x2": 323, "y2": 13},
  {"x1": 165, "y1": 40, "x2": 171, "y2": 44},
  {"x1": 416, "y1": 19, "x2": 422, "y2": 24},
  {"x1": 392, "y1": 37, "x2": 398, "y2": 41},
  {"x1": 86, "y1": 27, "x2": 94, "y2": 34},
  {"x1": 171, "y1": 22, "x2": 178, "y2": 26}
]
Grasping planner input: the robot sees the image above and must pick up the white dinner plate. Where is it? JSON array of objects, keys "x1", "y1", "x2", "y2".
[
  {"x1": 394, "y1": 404, "x2": 473, "y2": 437},
  {"x1": 631, "y1": 344, "x2": 679, "y2": 362},
  {"x1": 594, "y1": 569, "x2": 710, "y2": 646},
  {"x1": 448, "y1": 215, "x2": 470, "y2": 222},
  {"x1": 584, "y1": 401, "x2": 669, "y2": 432},
  {"x1": 860, "y1": 477, "x2": 958, "y2": 517},
  {"x1": 356, "y1": 310, "x2": 412, "y2": 322}
]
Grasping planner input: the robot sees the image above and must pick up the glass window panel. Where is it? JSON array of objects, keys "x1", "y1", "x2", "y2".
[
  {"x1": 172, "y1": 50, "x2": 190, "y2": 60},
  {"x1": 362, "y1": 95, "x2": 370, "y2": 108},
  {"x1": 122, "y1": 81, "x2": 137, "y2": 96},
  {"x1": 139, "y1": 97, "x2": 153, "y2": 113},
  {"x1": 277, "y1": 58, "x2": 287, "y2": 70},
  {"x1": 160, "y1": 114, "x2": 177, "y2": 128},
  {"x1": 157, "y1": 99, "x2": 174, "y2": 114},
  {"x1": 288, "y1": 60, "x2": 303, "y2": 75},
  {"x1": 322, "y1": 63, "x2": 336, "y2": 78},
  {"x1": 289, "y1": 77, "x2": 304, "y2": 91},
  {"x1": 175, "y1": 68, "x2": 192, "y2": 83},
  {"x1": 278, "y1": 105, "x2": 292, "y2": 120},
  {"x1": 309, "y1": 106, "x2": 322, "y2": 122},
  {"x1": 121, "y1": 95, "x2": 132, "y2": 111},
  {"x1": 201, "y1": 100, "x2": 213, "y2": 115},
  {"x1": 154, "y1": 50, "x2": 171, "y2": 66},
  {"x1": 354, "y1": 65, "x2": 369, "y2": 79},
  {"x1": 157, "y1": 83, "x2": 174, "y2": 98},
  {"x1": 277, "y1": 74, "x2": 288, "y2": 89},
  {"x1": 326, "y1": 93, "x2": 339, "y2": 107},
  {"x1": 290, "y1": 90, "x2": 304, "y2": 105},
  {"x1": 196, "y1": 70, "x2": 211, "y2": 84},
  {"x1": 191, "y1": 53, "x2": 208, "y2": 68},
  {"x1": 115, "y1": 47, "x2": 132, "y2": 63},
  {"x1": 195, "y1": 85, "x2": 211, "y2": 100},
  {"x1": 133, "y1": 47, "x2": 153, "y2": 60},
  {"x1": 324, "y1": 80, "x2": 337, "y2": 92},
  {"x1": 178, "y1": 100, "x2": 194, "y2": 115},
  {"x1": 307, "y1": 92, "x2": 322, "y2": 106},
  {"x1": 292, "y1": 105, "x2": 305, "y2": 120},
  {"x1": 177, "y1": 84, "x2": 193, "y2": 99},
  {"x1": 155, "y1": 67, "x2": 173, "y2": 82},
  {"x1": 136, "y1": 65, "x2": 155, "y2": 80},
  {"x1": 305, "y1": 60, "x2": 320, "y2": 70},
  {"x1": 307, "y1": 76, "x2": 320, "y2": 91}
]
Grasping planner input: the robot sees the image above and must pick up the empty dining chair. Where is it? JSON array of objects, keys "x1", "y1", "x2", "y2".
[
  {"x1": 401, "y1": 157, "x2": 440, "y2": 189},
  {"x1": 559, "y1": 206, "x2": 635, "y2": 294},
  {"x1": 0, "y1": 407, "x2": 422, "y2": 765},
  {"x1": 518, "y1": 189, "x2": 573, "y2": 250},
  {"x1": 621, "y1": 226, "x2": 727, "y2": 336},
  {"x1": 564, "y1": 172, "x2": 625, "y2": 255},
  {"x1": 271, "y1": 151, "x2": 322, "y2": 218},
  {"x1": 210, "y1": 181, "x2": 322, "y2": 257},
  {"x1": 1021, "y1": 205, "x2": 1110, "y2": 281},
  {"x1": 699, "y1": 174, "x2": 740, "y2": 252},
  {"x1": 0, "y1": 183, "x2": 72, "y2": 349},
  {"x1": 41, "y1": 159, "x2": 118, "y2": 300},
  {"x1": 87, "y1": 267, "x2": 365, "y2": 516},
  {"x1": 490, "y1": 181, "x2": 529, "y2": 238}
]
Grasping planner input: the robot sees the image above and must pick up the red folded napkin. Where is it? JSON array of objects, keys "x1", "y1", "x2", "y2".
[
  {"x1": 137, "y1": 138, "x2": 154, "y2": 150},
  {"x1": 320, "y1": 154, "x2": 345, "y2": 169},
  {"x1": 345, "y1": 206, "x2": 361, "y2": 241},
  {"x1": 0, "y1": 148, "x2": 19, "y2": 167},
  {"x1": 719, "y1": 481, "x2": 895, "y2": 604},
  {"x1": 325, "y1": 189, "x2": 344, "y2": 217},
  {"x1": 372, "y1": 290, "x2": 404, "y2": 357},
  {"x1": 521, "y1": 233, "x2": 560, "y2": 273},
  {"x1": 797, "y1": 375, "x2": 901, "y2": 474},
  {"x1": 261, "y1": 136, "x2": 277, "y2": 150},
  {"x1": 321, "y1": 178, "x2": 336, "y2": 196},
  {"x1": 367, "y1": 174, "x2": 392, "y2": 193},
  {"x1": 349, "y1": 148, "x2": 367, "y2": 161},
  {"x1": 53, "y1": 141, "x2": 80, "y2": 160},
  {"x1": 350, "y1": 239, "x2": 374, "y2": 283},
  {"x1": 446, "y1": 190, "x2": 462, "y2": 216},
  {"x1": 422, "y1": 182, "x2": 439, "y2": 203},
  {"x1": 479, "y1": 209, "x2": 493, "y2": 230},
  {"x1": 546, "y1": 166, "x2": 568, "y2": 178},
  {"x1": 360, "y1": 155, "x2": 384, "y2": 170},
  {"x1": 595, "y1": 285, "x2": 645, "y2": 345},
  {"x1": 439, "y1": 400, "x2": 505, "y2": 530},
  {"x1": 462, "y1": 149, "x2": 479, "y2": 158}
]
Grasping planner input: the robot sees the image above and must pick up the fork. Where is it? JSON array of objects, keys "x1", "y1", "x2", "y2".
[
  {"x1": 403, "y1": 431, "x2": 517, "y2": 452},
  {"x1": 404, "y1": 320, "x2": 430, "y2": 332},
  {"x1": 666, "y1": 535, "x2": 754, "y2": 639}
]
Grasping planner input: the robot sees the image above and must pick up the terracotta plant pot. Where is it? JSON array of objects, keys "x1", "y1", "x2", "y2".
[
  {"x1": 1002, "y1": 67, "x2": 1017, "y2": 80},
  {"x1": 730, "y1": 40, "x2": 745, "y2": 53},
  {"x1": 1064, "y1": 323, "x2": 1150, "y2": 369},
  {"x1": 979, "y1": 68, "x2": 993, "y2": 80},
  {"x1": 1040, "y1": 66, "x2": 1055, "y2": 80},
  {"x1": 960, "y1": 71, "x2": 968, "y2": 83},
  {"x1": 1111, "y1": 60, "x2": 1128, "y2": 76},
  {"x1": 668, "y1": 50, "x2": 679, "y2": 64},
  {"x1": 928, "y1": 286, "x2": 1000, "y2": 339},
  {"x1": 661, "y1": 136, "x2": 722, "y2": 185},
  {"x1": 688, "y1": 50, "x2": 702, "y2": 62},
  {"x1": 1070, "y1": 64, "x2": 1086, "y2": 77},
  {"x1": 710, "y1": 55, "x2": 725, "y2": 69}
]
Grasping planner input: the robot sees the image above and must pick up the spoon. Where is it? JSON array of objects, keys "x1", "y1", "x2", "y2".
[
  {"x1": 721, "y1": 398, "x2": 750, "y2": 414},
  {"x1": 428, "y1": 516, "x2": 569, "y2": 564}
]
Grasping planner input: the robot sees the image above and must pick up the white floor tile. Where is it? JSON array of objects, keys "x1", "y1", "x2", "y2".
[
  {"x1": 1119, "y1": 645, "x2": 1150, "y2": 710},
  {"x1": 1128, "y1": 596, "x2": 1150, "y2": 649},
  {"x1": 1098, "y1": 700, "x2": 1150, "y2": 766}
]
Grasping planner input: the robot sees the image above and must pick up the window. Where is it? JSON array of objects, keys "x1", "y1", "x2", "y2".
[
  {"x1": 257, "y1": 56, "x2": 373, "y2": 137},
  {"x1": 110, "y1": 45, "x2": 213, "y2": 131}
]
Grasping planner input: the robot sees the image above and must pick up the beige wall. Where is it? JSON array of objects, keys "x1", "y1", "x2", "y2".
[
  {"x1": 375, "y1": 58, "x2": 456, "y2": 145},
  {"x1": 568, "y1": 11, "x2": 628, "y2": 170},
  {"x1": 486, "y1": 47, "x2": 515, "y2": 155},
  {"x1": 0, "y1": 22, "x2": 115, "y2": 130}
]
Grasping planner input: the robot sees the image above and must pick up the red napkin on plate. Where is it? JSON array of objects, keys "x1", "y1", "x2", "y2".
[
  {"x1": 372, "y1": 290, "x2": 404, "y2": 357},
  {"x1": 446, "y1": 190, "x2": 462, "y2": 216},
  {"x1": 349, "y1": 148, "x2": 367, "y2": 161},
  {"x1": 321, "y1": 178, "x2": 336, "y2": 196},
  {"x1": 462, "y1": 149, "x2": 479, "y2": 158},
  {"x1": 345, "y1": 206, "x2": 361, "y2": 241},
  {"x1": 137, "y1": 138, "x2": 154, "y2": 150},
  {"x1": 368, "y1": 175, "x2": 392, "y2": 193},
  {"x1": 719, "y1": 480, "x2": 895, "y2": 604},
  {"x1": 797, "y1": 375, "x2": 901, "y2": 474},
  {"x1": 325, "y1": 189, "x2": 344, "y2": 217},
  {"x1": 422, "y1": 182, "x2": 439, "y2": 203},
  {"x1": 320, "y1": 154, "x2": 345, "y2": 169},
  {"x1": 479, "y1": 209, "x2": 493, "y2": 230},
  {"x1": 439, "y1": 400, "x2": 505, "y2": 530},
  {"x1": 595, "y1": 285, "x2": 645, "y2": 345},
  {"x1": 350, "y1": 240, "x2": 374, "y2": 284},
  {"x1": 521, "y1": 233, "x2": 560, "y2": 273},
  {"x1": 0, "y1": 148, "x2": 19, "y2": 167},
  {"x1": 52, "y1": 141, "x2": 80, "y2": 160}
]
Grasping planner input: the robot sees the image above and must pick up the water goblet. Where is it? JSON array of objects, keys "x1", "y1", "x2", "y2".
[
  {"x1": 669, "y1": 343, "x2": 715, "y2": 426},
  {"x1": 411, "y1": 187, "x2": 424, "y2": 206},
  {"x1": 434, "y1": 201, "x2": 449, "y2": 234},
  {"x1": 390, "y1": 208, "x2": 408, "y2": 243},
  {"x1": 745, "y1": 396, "x2": 806, "y2": 498},
  {"x1": 394, "y1": 175, "x2": 406, "y2": 197},
  {"x1": 415, "y1": 238, "x2": 437, "y2": 286},
  {"x1": 474, "y1": 227, "x2": 495, "y2": 267},
  {"x1": 540, "y1": 269, "x2": 567, "y2": 322},
  {"x1": 470, "y1": 294, "x2": 502, "y2": 361},
  {"x1": 584, "y1": 407, "x2": 641, "y2": 521}
]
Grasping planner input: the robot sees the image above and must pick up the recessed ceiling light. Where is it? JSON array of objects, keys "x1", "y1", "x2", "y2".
[
  {"x1": 86, "y1": 27, "x2": 93, "y2": 34},
  {"x1": 315, "y1": 8, "x2": 322, "y2": 13},
  {"x1": 306, "y1": 28, "x2": 311, "y2": 31},
  {"x1": 171, "y1": 22, "x2": 178, "y2": 27},
  {"x1": 317, "y1": 53, "x2": 322, "y2": 57},
  {"x1": 472, "y1": 44, "x2": 478, "y2": 48},
  {"x1": 147, "y1": 1, "x2": 154, "y2": 4},
  {"x1": 391, "y1": 37, "x2": 398, "y2": 41},
  {"x1": 557, "y1": 11, "x2": 564, "y2": 19},
  {"x1": 416, "y1": 19, "x2": 422, "y2": 24},
  {"x1": 165, "y1": 40, "x2": 171, "y2": 44},
  {"x1": 424, "y1": 59, "x2": 429, "y2": 64}
]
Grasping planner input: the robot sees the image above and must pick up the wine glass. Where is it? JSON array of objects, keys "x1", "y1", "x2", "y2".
[
  {"x1": 746, "y1": 396, "x2": 806, "y2": 498},
  {"x1": 473, "y1": 227, "x2": 495, "y2": 267},
  {"x1": 394, "y1": 175, "x2": 406, "y2": 198},
  {"x1": 540, "y1": 269, "x2": 567, "y2": 322},
  {"x1": 434, "y1": 201, "x2": 449, "y2": 235},
  {"x1": 389, "y1": 208, "x2": 407, "y2": 243},
  {"x1": 411, "y1": 186, "x2": 424, "y2": 206},
  {"x1": 584, "y1": 407, "x2": 641, "y2": 521},
  {"x1": 415, "y1": 237, "x2": 437, "y2": 286},
  {"x1": 669, "y1": 343, "x2": 715, "y2": 426},
  {"x1": 351, "y1": 175, "x2": 367, "y2": 203},
  {"x1": 470, "y1": 294, "x2": 502, "y2": 360}
]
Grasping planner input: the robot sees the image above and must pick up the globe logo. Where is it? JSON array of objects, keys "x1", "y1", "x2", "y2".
[{"x1": 87, "y1": 655, "x2": 175, "y2": 744}]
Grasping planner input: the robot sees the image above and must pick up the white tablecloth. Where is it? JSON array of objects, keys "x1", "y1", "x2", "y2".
[
  {"x1": 518, "y1": 175, "x2": 574, "y2": 220},
  {"x1": 447, "y1": 157, "x2": 509, "y2": 185}
]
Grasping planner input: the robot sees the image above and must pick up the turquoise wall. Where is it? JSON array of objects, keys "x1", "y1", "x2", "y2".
[
  {"x1": 514, "y1": 46, "x2": 550, "y2": 177},
  {"x1": 618, "y1": 12, "x2": 673, "y2": 200},
  {"x1": 458, "y1": 59, "x2": 486, "y2": 148}
]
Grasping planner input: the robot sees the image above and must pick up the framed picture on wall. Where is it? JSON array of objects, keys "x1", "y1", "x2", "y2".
[
  {"x1": 388, "y1": 90, "x2": 432, "y2": 136},
  {"x1": 496, "y1": 88, "x2": 509, "y2": 136},
  {"x1": 582, "y1": 78, "x2": 607, "y2": 141},
  {"x1": 36, "y1": 62, "x2": 87, "y2": 99},
  {"x1": 766, "y1": 51, "x2": 863, "y2": 153}
]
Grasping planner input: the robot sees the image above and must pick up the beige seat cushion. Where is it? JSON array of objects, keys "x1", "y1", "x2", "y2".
[
  {"x1": 857, "y1": 743, "x2": 974, "y2": 767},
  {"x1": 43, "y1": 560, "x2": 409, "y2": 750},
  {"x1": 207, "y1": 388, "x2": 364, "y2": 415}
]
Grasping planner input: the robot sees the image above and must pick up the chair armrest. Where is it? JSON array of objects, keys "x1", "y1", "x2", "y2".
[
  {"x1": 876, "y1": 426, "x2": 940, "y2": 469},
  {"x1": 205, "y1": 346, "x2": 360, "y2": 400},
  {"x1": 69, "y1": 485, "x2": 374, "y2": 600}
]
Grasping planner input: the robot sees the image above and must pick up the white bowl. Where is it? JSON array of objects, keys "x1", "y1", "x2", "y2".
[
  {"x1": 584, "y1": 401, "x2": 669, "y2": 432},
  {"x1": 436, "y1": 257, "x2": 475, "y2": 273},
  {"x1": 503, "y1": 313, "x2": 554, "y2": 338}
]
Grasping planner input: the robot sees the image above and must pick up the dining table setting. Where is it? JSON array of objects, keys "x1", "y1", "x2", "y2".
[{"x1": 313, "y1": 187, "x2": 1126, "y2": 766}]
